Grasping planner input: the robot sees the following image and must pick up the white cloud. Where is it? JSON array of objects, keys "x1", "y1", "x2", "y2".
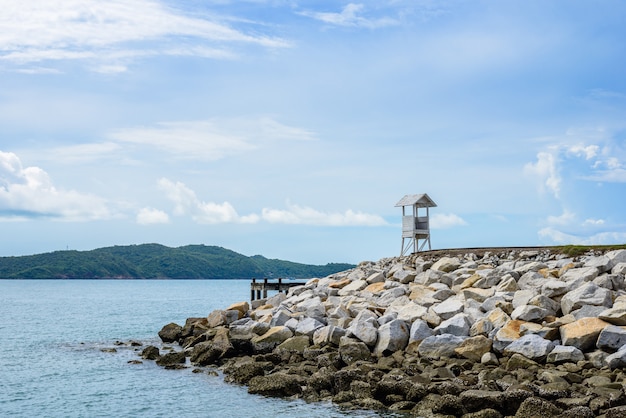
[
  {"x1": 299, "y1": 3, "x2": 398, "y2": 29},
  {"x1": 0, "y1": 0, "x2": 288, "y2": 71},
  {"x1": 136, "y1": 207, "x2": 169, "y2": 225},
  {"x1": 157, "y1": 178, "x2": 259, "y2": 224},
  {"x1": 430, "y1": 213, "x2": 467, "y2": 229},
  {"x1": 0, "y1": 150, "x2": 112, "y2": 221},
  {"x1": 109, "y1": 117, "x2": 316, "y2": 161},
  {"x1": 583, "y1": 218, "x2": 605, "y2": 226},
  {"x1": 261, "y1": 202, "x2": 388, "y2": 226},
  {"x1": 157, "y1": 179, "x2": 386, "y2": 226},
  {"x1": 567, "y1": 144, "x2": 599, "y2": 160},
  {"x1": 524, "y1": 150, "x2": 561, "y2": 198},
  {"x1": 539, "y1": 227, "x2": 626, "y2": 246},
  {"x1": 547, "y1": 210, "x2": 576, "y2": 226}
]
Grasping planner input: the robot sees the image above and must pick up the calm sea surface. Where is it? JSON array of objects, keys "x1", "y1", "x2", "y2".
[{"x1": 0, "y1": 280, "x2": 389, "y2": 418}]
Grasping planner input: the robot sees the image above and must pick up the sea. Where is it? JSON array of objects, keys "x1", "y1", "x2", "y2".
[{"x1": 0, "y1": 280, "x2": 394, "y2": 418}]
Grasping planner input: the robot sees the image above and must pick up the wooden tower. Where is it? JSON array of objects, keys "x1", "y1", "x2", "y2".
[{"x1": 395, "y1": 193, "x2": 437, "y2": 256}]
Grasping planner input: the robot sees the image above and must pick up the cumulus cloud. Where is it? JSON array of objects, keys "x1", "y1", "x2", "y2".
[
  {"x1": 430, "y1": 213, "x2": 467, "y2": 229},
  {"x1": 0, "y1": 0, "x2": 288, "y2": 71},
  {"x1": 523, "y1": 150, "x2": 561, "y2": 198},
  {"x1": 157, "y1": 178, "x2": 387, "y2": 226},
  {"x1": 109, "y1": 117, "x2": 316, "y2": 161},
  {"x1": 299, "y1": 3, "x2": 398, "y2": 29},
  {"x1": 136, "y1": 207, "x2": 169, "y2": 225},
  {"x1": 261, "y1": 202, "x2": 388, "y2": 226},
  {"x1": 157, "y1": 178, "x2": 259, "y2": 224},
  {"x1": 0, "y1": 151, "x2": 111, "y2": 221}
]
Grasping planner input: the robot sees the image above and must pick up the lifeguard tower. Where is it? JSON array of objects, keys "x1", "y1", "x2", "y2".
[{"x1": 395, "y1": 193, "x2": 437, "y2": 255}]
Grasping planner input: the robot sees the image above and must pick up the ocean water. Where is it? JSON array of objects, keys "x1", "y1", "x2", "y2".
[{"x1": 0, "y1": 280, "x2": 389, "y2": 418}]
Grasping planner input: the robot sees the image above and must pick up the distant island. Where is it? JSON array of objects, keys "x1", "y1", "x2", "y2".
[{"x1": 0, "y1": 244, "x2": 355, "y2": 280}]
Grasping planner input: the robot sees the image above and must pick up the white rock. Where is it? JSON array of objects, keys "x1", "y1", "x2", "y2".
[
  {"x1": 431, "y1": 257, "x2": 461, "y2": 273},
  {"x1": 560, "y1": 282, "x2": 613, "y2": 315},
  {"x1": 515, "y1": 261, "x2": 548, "y2": 275},
  {"x1": 374, "y1": 319, "x2": 410, "y2": 356},
  {"x1": 313, "y1": 325, "x2": 346, "y2": 346},
  {"x1": 512, "y1": 288, "x2": 539, "y2": 309},
  {"x1": 295, "y1": 317, "x2": 325, "y2": 338},
  {"x1": 366, "y1": 271, "x2": 385, "y2": 284},
  {"x1": 432, "y1": 298, "x2": 464, "y2": 320},
  {"x1": 584, "y1": 255, "x2": 613, "y2": 273},
  {"x1": 606, "y1": 249, "x2": 626, "y2": 270},
  {"x1": 517, "y1": 271, "x2": 546, "y2": 290},
  {"x1": 338, "y1": 280, "x2": 368, "y2": 296},
  {"x1": 393, "y1": 269, "x2": 417, "y2": 284},
  {"x1": 390, "y1": 302, "x2": 428, "y2": 323},
  {"x1": 612, "y1": 262, "x2": 626, "y2": 275},
  {"x1": 346, "y1": 310, "x2": 379, "y2": 347},
  {"x1": 560, "y1": 267, "x2": 599, "y2": 288}
]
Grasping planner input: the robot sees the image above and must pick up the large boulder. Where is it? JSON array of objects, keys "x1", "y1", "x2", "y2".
[
  {"x1": 338, "y1": 340, "x2": 372, "y2": 365},
  {"x1": 158, "y1": 322, "x2": 182, "y2": 343},
  {"x1": 250, "y1": 326, "x2": 293, "y2": 353},
  {"x1": 503, "y1": 334, "x2": 555, "y2": 361},
  {"x1": 596, "y1": 324, "x2": 626, "y2": 350},
  {"x1": 373, "y1": 319, "x2": 409, "y2": 356},
  {"x1": 559, "y1": 317, "x2": 610, "y2": 351},
  {"x1": 346, "y1": 310, "x2": 379, "y2": 347},
  {"x1": 454, "y1": 335, "x2": 493, "y2": 362},
  {"x1": 432, "y1": 298, "x2": 464, "y2": 320},
  {"x1": 431, "y1": 257, "x2": 461, "y2": 273},
  {"x1": 560, "y1": 282, "x2": 613, "y2": 315},
  {"x1": 248, "y1": 373, "x2": 305, "y2": 397},
  {"x1": 409, "y1": 319, "x2": 433, "y2": 344},
  {"x1": 546, "y1": 345, "x2": 585, "y2": 364},
  {"x1": 434, "y1": 313, "x2": 471, "y2": 336},
  {"x1": 313, "y1": 325, "x2": 346, "y2": 346},
  {"x1": 295, "y1": 317, "x2": 324, "y2": 338},
  {"x1": 417, "y1": 334, "x2": 466, "y2": 359}
]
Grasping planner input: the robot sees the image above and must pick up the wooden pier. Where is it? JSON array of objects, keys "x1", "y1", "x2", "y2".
[{"x1": 250, "y1": 278, "x2": 306, "y2": 301}]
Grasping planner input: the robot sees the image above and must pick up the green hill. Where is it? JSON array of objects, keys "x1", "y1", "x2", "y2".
[{"x1": 0, "y1": 244, "x2": 355, "y2": 280}]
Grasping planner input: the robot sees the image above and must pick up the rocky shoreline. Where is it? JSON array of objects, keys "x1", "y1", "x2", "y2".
[{"x1": 141, "y1": 248, "x2": 626, "y2": 417}]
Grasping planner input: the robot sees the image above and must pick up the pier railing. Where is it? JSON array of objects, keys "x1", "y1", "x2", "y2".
[{"x1": 250, "y1": 278, "x2": 306, "y2": 301}]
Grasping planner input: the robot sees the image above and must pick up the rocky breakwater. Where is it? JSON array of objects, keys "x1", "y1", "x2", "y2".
[{"x1": 143, "y1": 248, "x2": 626, "y2": 417}]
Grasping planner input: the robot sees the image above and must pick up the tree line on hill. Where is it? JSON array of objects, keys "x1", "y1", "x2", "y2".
[{"x1": 0, "y1": 244, "x2": 355, "y2": 280}]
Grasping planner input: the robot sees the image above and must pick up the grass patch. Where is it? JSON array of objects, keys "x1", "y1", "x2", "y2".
[{"x1": 555, "y1": 244, "x2": 626, "y2": 257}]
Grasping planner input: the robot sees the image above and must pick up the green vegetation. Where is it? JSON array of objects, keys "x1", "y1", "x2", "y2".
[
  {"x1": 555, "y1": 244, "x2": 626, "y2": 257},
  {"x1": 0, "y1": 244, "x2": 355, "y2": 280}
]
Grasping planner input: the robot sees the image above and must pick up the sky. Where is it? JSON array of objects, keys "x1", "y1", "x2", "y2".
[{"x1": 1, "y1": 0, "x2": 625, "y2": 265}]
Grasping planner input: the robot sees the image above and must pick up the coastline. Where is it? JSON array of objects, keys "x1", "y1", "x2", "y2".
[{"x1": 141, "y1": 247, "x2": 626, "y2": 417}]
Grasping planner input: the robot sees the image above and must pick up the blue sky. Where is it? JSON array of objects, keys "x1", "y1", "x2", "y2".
[{"x1": 1, "y1": 1, "x2": 625, "y2": 264}]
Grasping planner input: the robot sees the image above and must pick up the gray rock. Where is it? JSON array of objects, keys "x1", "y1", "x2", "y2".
[
  {"x1": 571, "y1": 305, "x2": 607, "y2": 320},
  {"x1": 338, "y1": 279, "x2": 368, "y2": 296},
  {"x1": 248, "y1": 373, "x2": 304, "y2": 397},
  {"x1": 295, "y1": 317, "x2": 324, "y2": 338},
  {"x1": 584, "y1": 255, "x2": 613, "y2": 273},
  {"x1": 338, "y1": 340, "x2": 372, "y2": 365},
  {"x1": 409, "y1": 319, "x2": 433, "y2": 343},
  {"x1": 417, "y1": 334, "x2": 466, "y2": 359},
  {"x1": 269, "y1": 309, "x2": 292, "y2": 327},
  {"x1": 511, "y1": 305, "x2": 550, "y2": 322},
  {"x1": 432, "y1": 298, "x2": 464, "y2": 320},
  {"x1": 517, "y1": 271, "x2": 546, "y2": 290},
  {"x1": 561, "y1": 282, "x2": 613, "y2": 315},
  {"x1": 541, "y1": 280, "x2": 569, "y2": 298},
  {"x1": 346, "y1": 310, "x2": 379, "y2": 347},
  {"x1": 434, "y1": 313, "x2": 471, "y2": 336},
  {"x1": 597, "y1": 324, "x2": 626, "y2": 350},
  {"x1": 313, "y1": 325, "x2": 346, "y2": 346},
  {"x1": 604, "y1": 344, "x2": 626, "y2": 369},
  {"x1": 612, "y1": 262, "x2": 626, "y2": 275},
  {"x1": 374, "y1": 319, "x2": 410, "y2": 356},
  {"x1": 503, "y1": 334, "x2": 555, "y2": 361},
  {"x1": 607, "y1": 249, "x2": 626, "y2": 270},
  {"x1": 599, "y1": 306, "x2": 626, "y2": 326},
  {"x1": 393, "y1": 269, "x2": 417, "y2": 284},
  {"x1": 512, "y1": 288, "x2": 539, "y2": 309},
  {"x1": 546, "y1": 345, "x2": 585, "y2": 363}
]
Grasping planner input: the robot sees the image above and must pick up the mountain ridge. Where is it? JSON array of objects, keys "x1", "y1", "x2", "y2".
[{"x1": 0, "y1": 244, "x2": 355, "y2": 280}]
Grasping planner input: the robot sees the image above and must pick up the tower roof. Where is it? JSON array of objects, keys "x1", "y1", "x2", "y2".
[{"x1": 395, "y1": 193, "x2": 437, "y2": 208}]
